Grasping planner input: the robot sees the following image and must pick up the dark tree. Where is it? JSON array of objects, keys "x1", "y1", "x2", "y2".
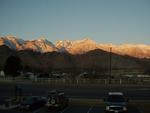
[{"x1": 4, "y1": 55, "x2": 22, "y2": 79}]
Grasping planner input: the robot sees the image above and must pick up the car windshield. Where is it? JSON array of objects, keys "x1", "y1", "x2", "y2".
[{"x1": 107, "y1": 95, "x2": 125, "y2": 102}]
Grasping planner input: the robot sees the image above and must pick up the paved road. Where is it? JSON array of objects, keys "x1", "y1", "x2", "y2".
[
  {"x1": 0, "y1": 105, "x2": 141, "y2": 113},
  {"x1": 0, "y1": 82, "x2": 150, "y2": 100}
]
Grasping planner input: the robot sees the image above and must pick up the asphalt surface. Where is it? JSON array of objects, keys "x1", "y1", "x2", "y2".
[
  {"x1": 0, "y1": 82, "x2": 150, "y2": 100},
  {"x1": 0, "y1": 82, "x2": 148, "y2": 113},
  {"x1": 0, "y1": 105, "x2": 141, "y2": 113}
]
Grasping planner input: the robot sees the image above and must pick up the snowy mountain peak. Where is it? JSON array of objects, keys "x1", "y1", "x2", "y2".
[
  {"x1": 56, "y1": 40, "x2": 73, "y2": 52},
  {"x1": 37, "y1": 38, "x2": 45, "y2": 42},
  {"x1": 36, "y1": 38, "x2": 55, "y2": 47},
  {"x1": 67, "y1": 38, "x2": 98, "y2": 54},
  {"x1": 23, "y1": 38, "x2": 57, "y2": 53},
  {"x1": 4, "y1": 35, "x2": 25, "y2": 43},
  {"x1": 0, "y1": 35, "x2": 24, "y2": 50},
  {"x1": 56, "y1": 40, "x2": 73, "y2": 47},
  {"x1": 36, "y1": 36, "x2": 47, "y2": 42},
  {"x1": 0, "y1": 35, "x2": 150, "y2": 58}
]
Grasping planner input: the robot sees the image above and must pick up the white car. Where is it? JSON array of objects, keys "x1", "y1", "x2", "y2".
[{"x1": 105, "y1": 92, "x2": 128, "y2": 113}]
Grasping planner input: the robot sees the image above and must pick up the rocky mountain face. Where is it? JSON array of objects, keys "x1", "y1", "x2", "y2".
[
  {"x1": 22, "y1": 38, "x2": 58, "y2": 53},
  {"x1": 0, "y1": 36, "x2": 57, "y2": 53},
  {"x1": 0, "y1": 36, "x2": 150, "y2": 58},
  {"x1": 0, "y1": 35, "x2": 24, "y2": 50},
  {"x1": 0, "y1": 44, "x2": 150, "y2": 75}
]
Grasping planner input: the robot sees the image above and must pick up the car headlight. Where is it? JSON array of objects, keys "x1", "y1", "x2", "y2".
[
  {"x1": 123, "y1": 106, "x2": 127, "y2": 111},
  {"x1": 106, "y1": 106, "x2": 110, "y2": 110}
]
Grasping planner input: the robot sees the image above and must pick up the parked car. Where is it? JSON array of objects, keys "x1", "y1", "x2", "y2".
[
  {"x1": 0, "y1": 97, "x2": 18, "y2": 109},
  {"x1": 0, "y1": 97, "x2": 10, "y2": 107},
  {"x1": 105, "y1": 92, "x2": 128, "y2": 113},
  {"x1": 45, "y1": 90, "x2": 69, "y2": 109},
  {"x1": 19, "y1": 96, "x2": 46, "y2": 110}
]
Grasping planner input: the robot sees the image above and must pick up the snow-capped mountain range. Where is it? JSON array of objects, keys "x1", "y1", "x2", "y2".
[{"x1": 0, "y1": 35, "x2": 150, "y2": 58}]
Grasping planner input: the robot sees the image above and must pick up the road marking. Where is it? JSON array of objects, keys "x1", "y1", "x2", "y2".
[
  {"x1": 59, "y1": 107, "x2": 69, "y2": 113},
  {"x1": 87, "y1": 106, "x2": 93, "y2": 113}
]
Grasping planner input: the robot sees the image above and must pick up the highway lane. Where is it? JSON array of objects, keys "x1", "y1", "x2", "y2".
[{"x1": 0, "y1": 82, "x2": 150, "y2": 100}]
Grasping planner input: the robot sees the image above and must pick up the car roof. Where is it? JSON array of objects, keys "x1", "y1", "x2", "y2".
[
  {"x1": 24, "y1": 96, "x2": 42, "y2": 99},
  {"x1": 108, "y1": 92, "x2": 123, "y2": 95},
  {"x1": 48, "y1": 90, "x2": 65, "y2": 95}
]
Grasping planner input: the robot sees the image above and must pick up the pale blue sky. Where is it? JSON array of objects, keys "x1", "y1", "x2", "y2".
[{"x1": 0, "y1": 0, "x2": 150, "y2": 44}]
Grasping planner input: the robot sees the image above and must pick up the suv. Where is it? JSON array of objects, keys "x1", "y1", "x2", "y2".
[
  {"x1": 105, "y1": 92, "x2": 128, "y2": 113},
  {"x1": 19, "y1": 96, "x2": 46, "y2": 110},
  {"x1": 45, "y1": 90, "x2": 69, "y2": 109}
]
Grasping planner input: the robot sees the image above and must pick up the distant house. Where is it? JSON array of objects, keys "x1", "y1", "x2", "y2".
[{"x1": 0, "y1": 70, "x2": 5, "y2": 77}]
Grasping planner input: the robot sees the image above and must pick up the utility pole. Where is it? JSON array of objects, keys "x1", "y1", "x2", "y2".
[{"x1": 109, "y1": 47, "x2": 112, "y2": 84}]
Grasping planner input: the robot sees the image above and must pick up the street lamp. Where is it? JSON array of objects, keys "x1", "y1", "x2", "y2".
[{"x1": 109, "y1": 47, "x2": 112, "y2": 84}]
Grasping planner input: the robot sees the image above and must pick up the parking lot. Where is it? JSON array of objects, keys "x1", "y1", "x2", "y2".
[
  {"x1": 0, "y1": 104, "x2": 141, "y2": 113},
  {"x1": 0, "y1": 106, "x2": 102, "y2": 113},
  {"x1": 0, "y1": 82, "x2": 149, "y2": 113},
  {"x1": 0, "y1": 106, "x2": 141, "y2": 113}
]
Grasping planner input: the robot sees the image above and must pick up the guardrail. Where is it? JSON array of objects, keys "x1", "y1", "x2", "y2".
[{"x1": 0, "y1": 77, "x2": 150, "y2": 85}]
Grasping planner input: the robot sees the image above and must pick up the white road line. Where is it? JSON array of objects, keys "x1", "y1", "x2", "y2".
[
  {"x1": 87, "y1": 106, "x2": 93, "y2": 113},
  {"x1": 59, "y1": 107, "x2": 69, "y2": 113}
]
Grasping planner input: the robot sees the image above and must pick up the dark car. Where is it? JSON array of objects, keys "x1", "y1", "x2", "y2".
[
  {"x1": 19, "y1": 96, "x2": 46, "y2": 110},
  {"x1": 105, "y1": 92, "x2": 128, "y2": 113},
  {"x1": 0, "y1": 97, "x2": 13, "y2": 108},
  {"x1": 0, "y1": 97, "x2": 10, "y2": 107},
  {"x1": 45, "y1": 90, "x2": 69, "y2": 109},
  {"x1": 0, "y1": 97, "x2": 18, "y2": 109}
]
